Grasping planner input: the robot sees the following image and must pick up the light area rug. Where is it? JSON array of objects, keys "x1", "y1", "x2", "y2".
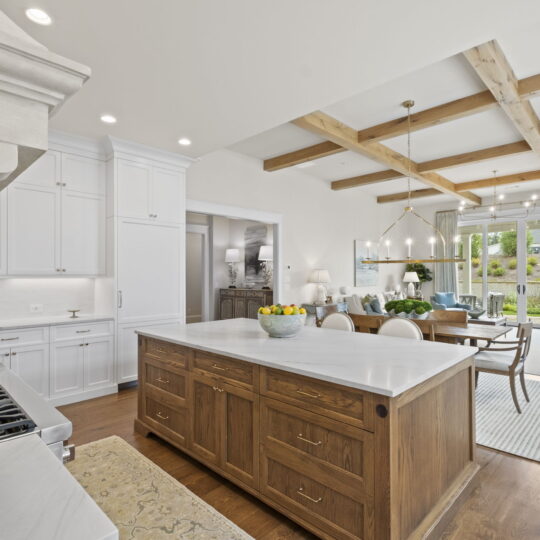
[
  {"x1": 67, "y1": 436, "x2": 253, "y2": 540},
  {"x1": 476, "y1": 373, "x2": 540, "y2": 462}
]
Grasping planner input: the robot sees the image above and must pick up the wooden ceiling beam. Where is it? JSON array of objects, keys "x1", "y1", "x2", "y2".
[
  {"x1": 464, "y1": 41, "x2": 540, "y2": 154},
  {"x1": 519, "y1": 73, "x2": 540, "y2": 99},
  {"x1": 417, "y1": 140, "x2": 531, "y2": 172},
  {"x1": 330, "y1": 140, "x2": 530, "y2": 190},
  {"x1": 293, "y1": 111, "x2": 480, "y2": 205},
  {"x1": 455, "y1": 170, "x2": 540, "y2": 192},
  {"x1": 377, "y1": 188, "x2": 440, "y2": 204},
  {"x1": 263, "y1": 141, "x2": 345, "y2": 171}
]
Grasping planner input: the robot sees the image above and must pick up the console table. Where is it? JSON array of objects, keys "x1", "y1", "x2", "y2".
[{"x1": 219, "y1": 288, "x2": 273, "y2": 320}]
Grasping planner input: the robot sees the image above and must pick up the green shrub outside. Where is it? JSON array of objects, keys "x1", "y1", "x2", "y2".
[
  {"x1": 471, "y1": 257, "x2": 481, "y2": 268},
  {"x1": 528, "y1": 256, "x2": 538, "y2": 266},
  {"x1": 492, "y1": 267, "x2": 505, "y2": 277},
  {"x1": 527, "y1": 264, "x2": 534, "y2": 276},
  {"x1": 508, "y1": 259, "x2": 517, "y2": 270},
  {"x1": 489, "y1": 260, "x2": 500, "y2": 269}
]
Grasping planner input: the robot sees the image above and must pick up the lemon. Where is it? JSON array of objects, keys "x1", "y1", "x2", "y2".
[
  {"x1": 283, "y1": 306, "x2": 293, "y2": 315},
  {"x1": 299, "y1": 307, "x2": 306, "y2": 315},
  {"x1": 261, "y1": 307, "x2": 271, "y2": 315},
  {"x1": 292, "y1": 306, "x2": 300, "y2": 315}
]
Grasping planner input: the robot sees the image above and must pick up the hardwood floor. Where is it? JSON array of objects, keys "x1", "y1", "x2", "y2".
[{"x1": 60, "y1": 387, "x2": 540, "y2": 540}]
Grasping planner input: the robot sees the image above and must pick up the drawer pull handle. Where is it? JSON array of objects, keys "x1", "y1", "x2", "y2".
[
  {"x1": 211, "y1": 363, "x2": 227, "y2": 371},
  {"x1": 297, "y1": 487, "x2": 322, "y2": 504},
  {"x1": 156, "y1": 411, "x2": 169, "y2": 420},
  {"x1": 296, "y1": 389, "x2": 321, "y2": 399},
  {"x1": 212, "y1": 386, "x2": 224, "y2": 393},
  {"x1": 155, "y1": 377, "x2": 170, "y2": 384},
  {"x1": 297, "y1": 434, "x2": 322, "y2": 446},
  {"x1": 1, "y1": 337, "x2": 19, "y2": 341},
  {"x1": 156, "y1": 348, "x2": 166, "y2": 353},
  {"x1": 76, "y1": 330, "x2": 91, "y2": 333}
]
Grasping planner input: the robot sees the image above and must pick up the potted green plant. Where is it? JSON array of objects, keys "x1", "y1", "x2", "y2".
[{"x1": 385, "y1": 299, "x2": 432, "y2": 320}]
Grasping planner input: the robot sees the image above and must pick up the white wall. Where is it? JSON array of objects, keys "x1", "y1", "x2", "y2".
[
  {"x1": 0, "y1": 278, "x2": 95, "y2": 319},
  {"x1": 187, "y1": 149, "x2": 406, "y2": 304}
]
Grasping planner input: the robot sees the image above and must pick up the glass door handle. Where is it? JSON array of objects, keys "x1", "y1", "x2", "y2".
[
  {"x1": 517, "y1": 284, "x2": 521, "y2": 294},
  {"x1": 523, "y1": 284, "x2": 526, "y2": 294}
]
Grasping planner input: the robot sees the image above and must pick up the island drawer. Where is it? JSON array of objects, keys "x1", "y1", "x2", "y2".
[
  {"x1": 142, "y1": 338, "x2": 189, "y2": 369},
  {"x1": 143, "y1": 395, "x2": 188, "y2": 446},
  {"x1": 261, "y1": 450, "x2": 372, "y2": 540},
  {"x1": 260, "y1": 368, "x2": 374, "y2": 431},
  {"x1": 261, "y1": 398, "x2": 374, "y2": 496},
  {"x1": 193, "y1": 350, "x2": 258, "y2": 390},
  {"x1": 143, "y1": 358, "x2": 188, "y2": 403}
]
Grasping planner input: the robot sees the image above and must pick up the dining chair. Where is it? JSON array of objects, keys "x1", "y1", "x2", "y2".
[
  {"x1": 474, "y1": 322, "x2": 533, "y2": 414},
  {"x1": 428, "y1": 310, "x2": 468, "y2": 326},
  {"x1": 413, "y1": 319, "x2": 436, "y2": 341},
  {"x1": 348, "y1": 314, "x2": 386, "y2": 333},
  {"x1": 320, "y1": 312, "x2": 355, "y2": 332},
  {"x1": 378, "y1": 318, "x2": 423, "y2": 340}
]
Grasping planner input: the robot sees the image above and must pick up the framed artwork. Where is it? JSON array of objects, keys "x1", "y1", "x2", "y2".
[
  {"x1": 354, "y1": 240, "x2": 379, "y2": 286},
  {"x1": 244, "y1": 224, "x2": 267, "y2": 285}
]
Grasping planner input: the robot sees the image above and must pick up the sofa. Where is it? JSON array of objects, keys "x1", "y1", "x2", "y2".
[
  {"x1": 430, "y1": 292, "x2": 472, "y2": 311},
  {"x1": 344, "y1": 290, "x2": 405, "y2": 316}
]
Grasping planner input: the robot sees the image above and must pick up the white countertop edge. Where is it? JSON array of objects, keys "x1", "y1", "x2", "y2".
[
  {"x1": 0, "y1": 315, "x2": 114, "y2": 330},
  {"x1": 135, "y1": 327, "x2": 476, "y2": 397}
]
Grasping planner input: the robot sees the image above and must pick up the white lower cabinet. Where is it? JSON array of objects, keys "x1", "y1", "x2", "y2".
[
  {"x1": 84, "y1": 336, "x2": 114, "y2": 390},
  {"x1": 117, "y1": 319, "x2": 180, "y2": 384},
  {"x1": 9, "y1": 344, "x2": 50, "y2": 398},
  {"x1": 50, "y1": 340, "x2": 85, "y2": 399}
]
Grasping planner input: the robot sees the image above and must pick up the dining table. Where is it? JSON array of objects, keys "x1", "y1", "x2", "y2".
[{"x1": 431, "y1": 323, "x2": 513, "y2": 347}]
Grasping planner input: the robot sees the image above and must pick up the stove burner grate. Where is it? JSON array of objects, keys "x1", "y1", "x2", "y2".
[{"x1": 0, "y1": 385, "x2": 37, "y2": 441}]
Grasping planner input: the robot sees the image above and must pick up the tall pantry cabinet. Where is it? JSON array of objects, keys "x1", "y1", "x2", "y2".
[{"x1": 97, "y1": 137, "x2": 192, "y2": 383}]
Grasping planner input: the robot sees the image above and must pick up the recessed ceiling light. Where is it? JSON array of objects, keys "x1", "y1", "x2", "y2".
[
  {"x1": 178, "y1": 138, "x2": 192, "y2": 146},
  {"x1": 25, "y1": 8, "x2": 52, "y2": 25},
  {"x1": 100, "y1": 114, "x2": 117, "y2": 124}
]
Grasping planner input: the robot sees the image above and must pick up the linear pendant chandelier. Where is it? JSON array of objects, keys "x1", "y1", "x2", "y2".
[{"x1": 362, "y1": 100, "x2": 465, "y2": 264}]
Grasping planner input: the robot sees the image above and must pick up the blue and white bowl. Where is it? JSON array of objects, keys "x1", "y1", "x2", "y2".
[{"x1": 258, "y1": 313, "x2": 306, "y2": 338}]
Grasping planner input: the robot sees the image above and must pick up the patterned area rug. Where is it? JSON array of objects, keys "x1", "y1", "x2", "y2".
[
  {"x1": 67, "y1": 436, "x2": 253, "y2": 539},
  {"x1": 476, "y1": 373, "x2": 540, "y2": 462}
]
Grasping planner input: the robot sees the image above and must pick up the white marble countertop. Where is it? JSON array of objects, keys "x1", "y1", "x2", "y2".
[
  {"x1": 136, "y1": 318, "x2": 477, "y2": 397},
  {"x1": 0, "y1": 314, "x2": 114, "y2": 330},
  {"x1": 0, "y1": 434, "x2": 118, "y2": 540}
]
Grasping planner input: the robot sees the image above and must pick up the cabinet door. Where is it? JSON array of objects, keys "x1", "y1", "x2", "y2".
[
  {"x1": 117, "y1": 219, "x2": 182, "y2": 323},
  {"x1": 0, "y1": 348, "x2": 10, "y2": 368},
  {"x1": 7, "y1": 183, "x2": 61, "y2": 275},
  {"x1": 10, "y1": 345, "x2": 49, "y2": 398},
  {"x1": 151, "y1": 166, "x2": 184, "y2": 224},
  {"x1": 15, "y1": 150, "x2": 60, "y2": 189},
  {"x1": 246, "y1": 298, "x2": 261, "y2": 319},
  {"x1": 50, "y1": 341, "x2": 84, "y2": 398},
  {"x1": 84, "y1": 336, "x2": 114, "y2": 390},
  {"x1": 191, "y1": 374, "x2": 221, "y2": 465},
  {"x1": 61, "y1": 153, "x2": 105, "y2": 195},
  {"x1": 234, "y1": 297, "x2": 246, "y2": 318},
  {"x1": 0, "y1": 190, "x2": 6, "y2": 275},
  {"x1": 61, "y1": 191, "x2": 105, "y2": 275},
  {"x1": 117, "y1": 159, "x2": 152, "y2": 219},
  {"x1": 222, "y1": 382, "x2": 259, "y2": 488},
  {"x1": 220, "y1": 297, "x2": 233, "y2": 320}
]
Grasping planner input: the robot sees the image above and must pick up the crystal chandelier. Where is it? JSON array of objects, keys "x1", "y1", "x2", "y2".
[{"x1": 362, "y1": 100, "x2": 464, "y2": 264}]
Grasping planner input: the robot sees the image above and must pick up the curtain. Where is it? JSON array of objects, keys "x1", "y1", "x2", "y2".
[{"x1": 435, "y1": 210, "x2": 458, "y2": 294}]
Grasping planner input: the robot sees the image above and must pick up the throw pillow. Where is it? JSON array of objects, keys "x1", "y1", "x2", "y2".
[
  {"x1": 434, "y1": 292, "x2": 449, "y2": 306},
  {"x1": 445, "y1": 292, "x2": 457, "y2": 306},
  {"x1": 364, "y1": 303, "x2": 375, "y2": 314},
  {"x1": 370, "y1": 297, "x2": 384, "y2": 314}
]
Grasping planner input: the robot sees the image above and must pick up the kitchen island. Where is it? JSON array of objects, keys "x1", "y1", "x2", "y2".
[{"x1": 135, "y1": 318, "x2": 478, "y2": 540}]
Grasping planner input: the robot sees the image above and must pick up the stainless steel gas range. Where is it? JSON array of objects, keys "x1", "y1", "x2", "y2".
[{"x1": 0, "y1": 364, "x2": 74, "y2": 461}]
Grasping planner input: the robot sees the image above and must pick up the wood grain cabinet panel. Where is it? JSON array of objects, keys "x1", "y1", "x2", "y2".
[
  {"x1": 261, "y1": 367, "x2": 374, "y2": 431},
  {"x1": 219, "y1": 288, "x2": 273, "y2": 320},
  {"x1": 143, "y1": 338, "x2": 188, "y2": 369},
  {"x1": 144, "y1": 361, "x2": 187, "y2": 404},
  {"x1": 193, "y1": 350, "x2": 258, "y2": 391},
  {"x1": 143, "y1": 396, "x2": 188, "y2": 446},
  {"x1": 261, "y1": 453, "x2": 372, "y2": 540}
]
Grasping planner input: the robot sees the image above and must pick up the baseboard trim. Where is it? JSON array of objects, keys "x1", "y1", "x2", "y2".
[{"x1": 49, "y1": 385, "x2": 118, "y2": 407}]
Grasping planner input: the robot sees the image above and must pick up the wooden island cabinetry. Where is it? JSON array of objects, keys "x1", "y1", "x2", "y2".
[{"x1": 135, "y1": 324, "x2": 478, "y2": 540}]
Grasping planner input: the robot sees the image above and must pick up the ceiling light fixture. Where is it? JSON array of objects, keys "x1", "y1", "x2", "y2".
[
  {"x1": 25, "y1": 8, "x2": 52, "y2": 25},
  {"x1": 178, "y1": 138, "x2": 192, "y2": 146},
  {"x1": 100, "y1": 114, "x2": 117, "y2": 124},
  {"x1": 362, "y1": 100, "x2": 462, "y2": 265}
]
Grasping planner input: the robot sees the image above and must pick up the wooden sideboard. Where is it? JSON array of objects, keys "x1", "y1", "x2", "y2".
[
  {"x1": 219, "y1": 288, "x2": 273, "y2": 320},
  {"x1": 135, "y1": 335, "x2": 477, "y2": 540}
]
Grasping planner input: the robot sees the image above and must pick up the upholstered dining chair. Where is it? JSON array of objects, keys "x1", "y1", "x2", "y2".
[
  {"x1": 378, "y1": 318, "x2": 423, "y2": 340},
  {"x1": 475, "y1": 322, "x2": 533, "y2": 414},
  {"x1": 320, "y1": 312, "x2": 355, "y2": 332}
]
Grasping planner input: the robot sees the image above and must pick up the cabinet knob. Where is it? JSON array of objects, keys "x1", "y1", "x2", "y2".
[
  {"x1": 62, "y1": 269, "x2": 66, "y2": 272},
  {"x1": 11, "y1": 352, "x2": 16, "y2": 356},
  {"x1": 56, "y1": 268, "x2": 61, "y2": 272}
]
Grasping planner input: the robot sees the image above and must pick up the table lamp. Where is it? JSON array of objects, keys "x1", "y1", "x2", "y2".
[
  {"x1": 258, "y1": 245, "x2": 273, "y2": 290},
  {"x1": 403, "y1": 271, "x2": 420, "y2": 298},
  {"x1": 225, "y1": 248, "x2": 240, "y2": 288},
  {"x1": 309, "y1": 269, "x2": 331, "y2": 305}
]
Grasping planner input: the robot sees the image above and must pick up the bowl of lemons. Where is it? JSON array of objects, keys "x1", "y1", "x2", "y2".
[{"x1": 257, "y1": 304, "x2": 307, "y2": 338}]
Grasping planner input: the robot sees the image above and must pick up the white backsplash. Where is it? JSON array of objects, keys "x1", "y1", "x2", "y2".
[{"x1": 0, "y1": 278, "x2": 95, "y2": 319}]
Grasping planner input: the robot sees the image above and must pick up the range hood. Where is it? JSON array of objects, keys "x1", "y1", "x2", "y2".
[{"x1": 0, "y1": 11, "x2": 90, "y2": 190}]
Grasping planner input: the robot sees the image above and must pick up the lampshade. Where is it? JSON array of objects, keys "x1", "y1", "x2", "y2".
[
  {"x1": 403, "y1": 271, "x2": 420, "y2": 283},
  {"x1": 309, "y1": 269, "x2": 331, "y2": 284},
  {"x1": 258, "y1": 245, "x2": 273, "y2": 261},
  {"x1": 225, "y1": 248, "x2": 241, "y2": 263}
]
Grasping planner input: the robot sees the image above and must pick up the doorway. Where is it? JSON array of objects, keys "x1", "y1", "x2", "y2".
[{"x1": 186, "y1": 224, "x2": 210, "y2": 323}]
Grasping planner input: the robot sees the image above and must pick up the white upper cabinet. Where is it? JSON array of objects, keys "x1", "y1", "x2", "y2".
[
  {"x1": 8, "y1": 182, "x2": 60, "y2": 275},
  {"x1": 116, "y1": 158, "x2": 184, "y2": 223},
  {"x1": 5, "y1": 147, "x2": 106, "y2": 276},
  {"x1": 117, "y1": 159, "x2": 152, "y2": 219},
  {"x1": 62, "y1": 153, "x2": 105, "y2": 195}
]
